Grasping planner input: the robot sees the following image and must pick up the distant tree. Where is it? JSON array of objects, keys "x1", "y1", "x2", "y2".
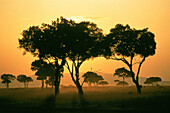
[
  {"x1": 17, "y1": 74, "x2": 27, "y2": 88},
  {"x1": 49, "y1": 76, "x2": 54, "y2": 88},
  {"x1": 114, "y1": 79, "x2": 120, "y2": 82},
  {"x1": 1, "y1": 74, "x2": 15, "y2": 88},
  {"x1": 31, "y1": 59, "x2": 55, "y2": 89},
  {"x1": 99, "y1": 81, "x2": 109, "y2": 85},
  {"x1": 25, "y1": 77, "x2": 33, "y2": 87},
  {"x1": 82, "y1": 71, "x2": 104, "y2": 86},
  {"x1": 144, "y1": 77, "x2": 162, "y2": 86},
  {"x1": 102, "y1": 24, "x2": 156, "y2": 94},
  {"x1": 113, "y1": 67, "x2": 131, "y2": 86},
  {"x1": 45, "y1": 80, "x2": 50, "y2": 88},
  {"x1": 35, "y1": 69, "x2": 47, "y2": 89},
  {"x1": 116, "y1": 81, "x2": 128, "y2": 86}
]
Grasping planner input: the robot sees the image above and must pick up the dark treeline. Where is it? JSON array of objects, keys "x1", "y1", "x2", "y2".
[{"x1": 17, "y1": 16, "x2": 156, "y2": 96}]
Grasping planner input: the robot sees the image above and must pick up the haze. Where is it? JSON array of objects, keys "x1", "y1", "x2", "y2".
[{"x1": 0, "y1": 0, "x2": 170, "y2": 85}]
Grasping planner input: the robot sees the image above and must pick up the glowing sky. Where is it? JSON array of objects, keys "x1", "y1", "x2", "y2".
[{"x1": 0, "y1": 0, "x2": 170, "y2": 84}]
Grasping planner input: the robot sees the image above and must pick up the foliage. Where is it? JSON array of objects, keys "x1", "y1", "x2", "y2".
[
  {"x1": 19, "y1": 17, "x2": 77, "y2": 94},
  {"x1": 103, "y1": 24, "x2": 156, "y2": 93},
  {"x1": 114, "y1": 67, "x2": 131, "y2": 78},
  {"x1": 144, "y1": 77, "x2": 162, "y2": 85},
  {"x1": 116, "y1": 81, "x2": 128, "y2": 86},
  {"x1": 114, "y1": 80, "x2": 120, "y2": 82},
  {"x1": 82, "y1": 71, "x2": 104, "y2": 86},
  {"x1": 99, "y1": 81, "x2": 109, "y2": 85},
  {"x1": 1, "y1": 74, "x2": 16, "y2": 88},
  {"x1": 65, "y1": 20, "x2": 103, "y2": 95},
  {"x1": 17, "y1": 74, "x2": 33, "y2": 88}
]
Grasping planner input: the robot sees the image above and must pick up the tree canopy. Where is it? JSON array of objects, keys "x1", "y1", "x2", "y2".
[
  {"x1": 1, "y1": 74, "x2": 16, "y2": 88},
  {"x1": 144, "y1": 77, "x2": 162, "y2": 85},
  {"x1": 82, "y1": 71, "x2": 104, "y2": 86},
  {"x1": 99, "y1": 81, "x2": 109, "y2": 85},
  {"x1": 103, "y1": 24, "x2": 156, "y2": 93}
]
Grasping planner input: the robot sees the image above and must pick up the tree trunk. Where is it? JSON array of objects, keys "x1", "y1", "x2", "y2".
[
  {"x1": 75, "y1": 81, "x2": 84, "y2": 95},
  {"x1": 135, "y1": 82, "x2": 142, "y2": 94},
  {"x1": 41, "y1": 80, "x2": 44, "y2": 89},
  {"x1": 7, "y1": 83, "x2": 9, "y2": 88},
  {"x1": 54, "y1": 67, "x2": 61, "y2": 96},
  {"x1": 123, "y1": 76, "x2": 125, "y2": 86},
  {"x1": 54, "y1": 79, "x2": 60, "y2": 95}
]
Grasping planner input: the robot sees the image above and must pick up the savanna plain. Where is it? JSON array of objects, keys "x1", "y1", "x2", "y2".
[{"x1": 0, "y1": 86, "x2": 170, "y2": 113}]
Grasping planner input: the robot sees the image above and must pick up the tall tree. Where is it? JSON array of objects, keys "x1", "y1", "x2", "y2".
[
  {"x1": 113, "y1": 67, "x2": 131, "y2": 86},
  {"x1": 19, "y1": 17, "x2": 72, "y2": 95},
  {"x1": 1, "y1": 74, "x2": 15, "y2": 88},
  {"x1": 65, "y1": 21, "x2": 103, "y2": 95},
  {"x1": 103, "y1": 24, "x2": 156, "y2": 94}
]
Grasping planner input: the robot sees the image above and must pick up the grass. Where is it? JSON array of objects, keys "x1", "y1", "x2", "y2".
[{"x1": 0, "y1": 86, "x2": 170, "y2": 113}]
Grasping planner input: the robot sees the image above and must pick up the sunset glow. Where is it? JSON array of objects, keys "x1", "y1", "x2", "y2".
[{"x1": 0, "y1": 0, "x2": 170, "y2": 85}]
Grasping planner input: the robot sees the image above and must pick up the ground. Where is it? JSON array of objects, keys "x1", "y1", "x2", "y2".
[{"x1": 0, "y1": 86, "x2": 170, "y2": 113}]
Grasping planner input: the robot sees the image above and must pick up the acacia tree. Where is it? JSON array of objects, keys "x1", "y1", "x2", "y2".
[
  {"x1": 31, "y1": 59, "x2": 55, "y2": 89},
  {"x1": 17, "y1": 74, "x2": 33, "y2": 88},
  {"x1": 1, "y1": 74, "x2": 15, "y2": 88},
  {"x1": 113, "y1": 67, "x2": 131, "y2": 86},
  {"x1": 82, "y1": 71, "x2": 104, "y2": 86},
  {"x1": 99, "y1": 81, "x2": 109, "y2": 85},
  {"x1": 103, "y1": 24, "x2": 156, "y2": 94},
  {"x1": 144, "y1": 77, "x2": 162, "y2": 86},
  {"x1": 19, "y1": 17, "x2": 73, "y2": 95},
  {"x1": 25, "y1": 77, "x2": 33, "y2": 87},
  {"x1": 65, "y1": 21, "x2": 103, "y2": 95}
]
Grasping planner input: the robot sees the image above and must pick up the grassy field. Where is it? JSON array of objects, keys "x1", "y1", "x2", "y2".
[{"x1": 0, "y1": 86, "x2": 170, "y2": 113}]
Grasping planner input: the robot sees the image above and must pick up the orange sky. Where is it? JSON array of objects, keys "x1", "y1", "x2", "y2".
[{"x1": 0, "y1": 0, "x2": 170, "y2": 84}]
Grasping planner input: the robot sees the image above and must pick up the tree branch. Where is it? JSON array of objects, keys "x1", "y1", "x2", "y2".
[{"x1": 136, "y1": 57, "x2": 146, "y2": 82}]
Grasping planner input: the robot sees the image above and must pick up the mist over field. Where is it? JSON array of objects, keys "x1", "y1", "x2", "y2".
[
  {"x1": 1, "y1": 72, "x2": 170, "y2": 88},
  {"x1": 0, "y1": 86, "x2": 170, "y2": 113}
]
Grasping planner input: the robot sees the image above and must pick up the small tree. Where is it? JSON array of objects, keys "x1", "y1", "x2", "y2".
[
  {"x1": 99, "y1": 81, "x2": 109, "y2": 85},
  {"x1": 31, "y1": 59, "x2": 55, "y2": 89},
  {"x1": 82, "y1": 71, "x2": 104, "y2": 86},
  {"x1": 1, "y1": 74, "x2": 15, "y2": 88},
  {"x1": 116, "y1": 81, "x2": 128, "y2": 86},
  {"x1": 144, "y1": 77, "x2": 162, "y2": 86},
  {"x1": 17, "y1": 74, "x2": 27, "y2": 88},
  {"x1": 25, "y1": 77, "x2": 33, "y2": 87},
  {"x1": 113, "y1": 67, "x2": 131, "y2": 86}
]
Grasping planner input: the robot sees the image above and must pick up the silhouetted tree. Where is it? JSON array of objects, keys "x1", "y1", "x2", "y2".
[
  {"x1": 114, "y1": 79, "x2": 120, "y2": 82},
  {"x1": 116, "y1": 81, "x2": 128, "y2": 86},
  {"x1": 25, "y1": 77, "x2": 33, "y2": 87},
  {"x1": 144, "y1": 77, "x2": 162, "y2": 86},
  {"x1": 82, "y1": 71, "x2": 104, "y2": 86},
  {"x1": 45, "y1": 80, "x2": 50, "y2": 88},
  {"x1": 31, "y1": 59, "x2": 55, "y2": 89},
  {"x1": 65, "y1": 21, "x2": 103, "y2": 96},
  {"x1": 37, "y1": 76, "x2": 47, "y2": 88},
  {"x1": 17, "y1": 74, "x2": 33, "y2": 88},
  {"x1": 103, "y1": 24, "x2": 156, "y2": 94},
  {"x1": 1, "y1": 74, "x2": 15, "y2": 88},
  {"x1": 113, "y1": 67, "x2": 131, "y2": 86},
  {"x1": 17, "y1": 74, "x2": 27, "y2": 87},
  {"x1": 19, "y1": 17, "x2": 72, "y2": 95},
  {"x1": 99, "y1": 81, "x2": 109, "y2": 85}
]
